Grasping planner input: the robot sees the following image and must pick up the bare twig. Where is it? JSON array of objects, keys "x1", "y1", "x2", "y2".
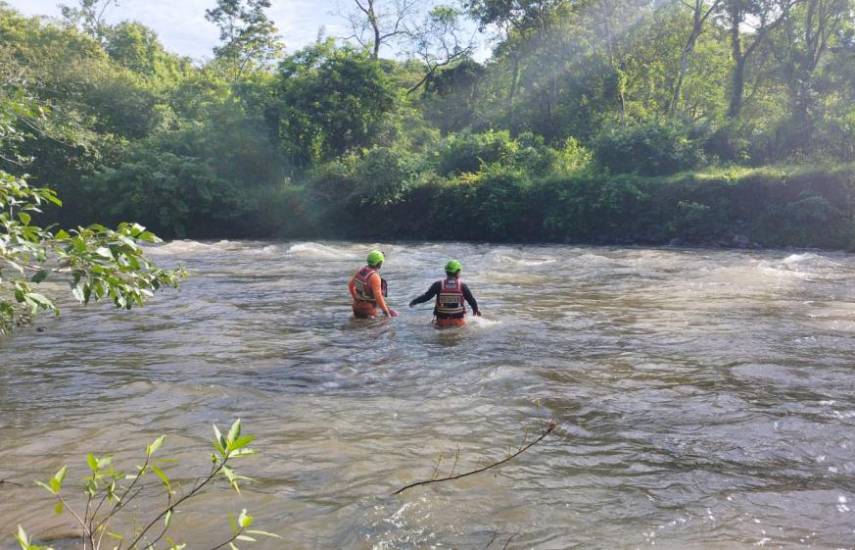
[{"x1": 393, "y1": 421, "x2": 556, "y2": 496}]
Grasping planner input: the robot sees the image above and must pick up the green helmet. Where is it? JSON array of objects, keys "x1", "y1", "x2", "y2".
[
  {"x1": 367, "y1": 250, "x2": 385, "y2": 267},
  {"x1": 445, "y1": 259, "x2": 462, "y2": 275}
]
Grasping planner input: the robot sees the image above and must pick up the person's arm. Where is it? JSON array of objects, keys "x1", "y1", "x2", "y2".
[
  {"x1": 370, "y1": 274, "x2": 397, "y2": 317},
  {"x1": 462, "y1": 284, "x2": 481, "y2": 316},
  {"x1": 410, "y1": 282, "x2": 441, "y2": 307}
]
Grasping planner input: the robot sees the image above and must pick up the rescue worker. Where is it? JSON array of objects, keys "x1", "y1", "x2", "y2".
[
  {"x1": 409, "y1": 259, "x2": 480, "y2": 328},
  {"x1": 349, "y1": 250, "x2": 398, "y2": 319}
]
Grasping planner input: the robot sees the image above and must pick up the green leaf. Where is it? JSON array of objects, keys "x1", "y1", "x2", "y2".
[
  {"x1": 54, "y1": 501, "x2": 64, "y2": 515},
  {"x1": 26, "y1": 293, "x2": 54, "y2": 311},
  {"x1": 138, "y1": 231, "x2": 160, "y2": 243},
  {"x1": 227, "y1": 419, "x2": 241, "y2": 444},
  {"x1": 150, "y1": 465, "x2": 171, "y2": 492},
  {"x1": 238, "y1": 509, "x2": 253, "y2": 529},
  {"x1": 86, "y1": 453, "x2": 98, "y2": 473},
  {"x1": 18, "y1": 212, "x2": 30, "y2": 225},
  {"x1": 48, "y1": 466, "x2": 67, "y2": 493},
  {"x1": 235, "y1": 535, "x2": 256, "y2": 542},
  {"x1": 228, "y1": 435, "x2": 255, "y2": 453},
  {"x1": 54, "y1": 229, "x2": 70, "y2": 241},
  {"x1": 146, "y1": 435, "x2": 166, "y2": 457},
  {"x1": 30, "y1": 270, "x2": 49, "y2": 284},
  {"x1": 213, "y1": 424, "x2": 226, "y2": 456},
  {"x1": 164, "y1": 509, "x2": 173, "y2": 529},
  {"x1": 15, "y1": 525, "x2": 30, "y2": 548}
]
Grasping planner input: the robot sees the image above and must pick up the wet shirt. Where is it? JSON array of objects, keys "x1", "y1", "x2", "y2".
[{"x1": 410, "y1": 281, "x2": 479, "y2": 318}]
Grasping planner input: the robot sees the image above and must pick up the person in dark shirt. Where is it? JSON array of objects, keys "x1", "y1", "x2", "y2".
[{"x1": 409, "y1": 259, "x2": 481, "y2": 328}]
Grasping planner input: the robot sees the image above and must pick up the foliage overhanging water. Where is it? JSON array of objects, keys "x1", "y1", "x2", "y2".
[{"x1": 2, "y1": 241, "x2": 855, "y2": 548}]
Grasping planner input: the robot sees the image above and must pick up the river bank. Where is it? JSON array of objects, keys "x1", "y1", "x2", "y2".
[{"x1": 282, "y1": 163, "x2": 855, "y2": 251}]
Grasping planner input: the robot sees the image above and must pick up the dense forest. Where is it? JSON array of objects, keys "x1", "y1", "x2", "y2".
[{"x1": 2, "y1": 0, "x2": 855, "y2": 248}]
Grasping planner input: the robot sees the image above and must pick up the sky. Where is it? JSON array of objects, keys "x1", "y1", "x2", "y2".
[{"x1": 8, "y1": 0, "x2": 363, "y2": 61}]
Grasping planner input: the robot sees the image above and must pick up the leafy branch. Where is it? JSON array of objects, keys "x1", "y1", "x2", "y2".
[{"x1": 15, "y1": 420, "x2": 277, "y2": 550}]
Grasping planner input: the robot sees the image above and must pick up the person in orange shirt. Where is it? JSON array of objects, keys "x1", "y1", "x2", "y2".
[{"x1": 348, "y1": 250, "x2": 398, "y2": 319}]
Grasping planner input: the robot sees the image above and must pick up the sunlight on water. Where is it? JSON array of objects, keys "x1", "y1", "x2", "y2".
[{"x1": 2, "y1": 242, "x2": 855, "y2": 548}]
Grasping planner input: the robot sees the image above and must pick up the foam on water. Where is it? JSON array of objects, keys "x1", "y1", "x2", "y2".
[
  {"x1": 286, "y1": 242, "x2": 358, "y2": 260},
  {"x1": 146, "y1": 239, "x2": 219, "y2": 255}
]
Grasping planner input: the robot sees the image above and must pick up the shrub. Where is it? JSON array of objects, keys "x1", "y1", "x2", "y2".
[
  {"x1": 350, "y1": 146, "x2": 420, "y2": 208},
  {"x1": 435, "y1": 130, "x2": 517, "y2": 175},
  {"x1": 594, "y1": 121, "x2": 706, "y2": 176}
]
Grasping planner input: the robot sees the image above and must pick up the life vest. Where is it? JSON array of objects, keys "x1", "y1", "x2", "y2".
[
  {"x1": 353, "y1": 266, "x2": 378, "y2": 302},
  {"x1": 436, "y1": 277, "x2": 466, "y2": 316}
]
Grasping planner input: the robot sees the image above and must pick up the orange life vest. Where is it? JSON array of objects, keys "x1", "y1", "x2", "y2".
[
  {"x1": 436, "y1": 277, "x2": 466, "y2": 316},
  {"x1": 353, "y1": 266, "x2": 378, "y2": 302}
]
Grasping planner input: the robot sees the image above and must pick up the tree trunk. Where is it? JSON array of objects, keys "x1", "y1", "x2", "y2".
[
  {"x1": 508, "y1": 53, "x2": 521, "y2": 131},
  {"x1": 669, "y1": 4, "x2": 705, "y2": 115},
  {"x1": 370, "y1": 0, "x2": 381, "y2": 58},
  {"x1": 727, "y1": 2, "x2": 744, "y2": 119}
]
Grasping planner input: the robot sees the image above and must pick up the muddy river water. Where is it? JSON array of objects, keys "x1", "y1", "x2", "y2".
[{"x1": 2, "y1": 241, "x2": 855, "y2": 548}]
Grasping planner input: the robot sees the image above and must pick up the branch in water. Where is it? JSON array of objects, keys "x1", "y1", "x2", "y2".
[{"x1": 393, "y1": 420, "x2": 557, "y2": 496}]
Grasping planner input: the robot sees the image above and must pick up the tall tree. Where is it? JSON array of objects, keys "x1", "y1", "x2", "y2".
[
  {"x1": 59, "y1": 0, "x2": 118, "y2": 43},
  {"x1": 270, "y1": 41, "x2": 396, "y2": 167},
  {"x1": 205, "y1": 0, "x2": 284, "y2": 82},
  {"x1": 464, "y1": 0, "x2": 568, "y2": 126},
  {"x1": 668, "y1": 0, "x2": 724, "y2": 114},
  {"x1": 404, "y1": 5, "x2": 476, "y2": 94},
  {"x1": 344, "y1": 0, "x2": 420, "y2": 58},
  {"x1": 720, "y1": 0, "x2": 796, "y2": 118},
  {"x1": 770, "y1": 0, "x2": 850, "y2": 142}
]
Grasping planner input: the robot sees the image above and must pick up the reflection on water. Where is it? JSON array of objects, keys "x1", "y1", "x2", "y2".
[{"x1": 2, "y1": 242, "x2": 855, "y2": 548}]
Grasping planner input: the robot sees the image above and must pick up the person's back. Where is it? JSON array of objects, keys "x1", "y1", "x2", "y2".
[
  {"x1": 349, "y1": 250, "x2": 397, "y2": 319},
  {"x1": 409, "y1": 260, "x2": 480, "y2": 328}
]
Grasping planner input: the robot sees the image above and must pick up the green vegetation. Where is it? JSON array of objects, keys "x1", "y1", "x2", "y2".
[
  {"x1": 15, "y1": 420, "x2": 276, "y2": 550},
  {"x1": 0, "y1": 49, "x2": 184, "y2": 334},
  {"x1": 2, "y1": 0, "x2": 855, "y2": 247}
]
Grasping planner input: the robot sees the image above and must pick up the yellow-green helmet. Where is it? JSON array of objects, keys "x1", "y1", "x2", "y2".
[
  {"x1": 445, "y1": 259, "x2": 462, "y2": 275},
  {"x1": 367, "y1": 250, "x2": 385, "y2": 267}
]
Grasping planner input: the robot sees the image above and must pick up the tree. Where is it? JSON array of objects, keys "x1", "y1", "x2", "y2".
[
  {"x1": 769, "y1": 0, "x2": 851, "y2": 149},
  {"x1": 59, "y1": 0, "x2": 118, "y2": 43},
  {"x1": 270, "y1": 41, "x2": 396, "y2": 167},
  {"x1": 344, "y1": 0, "x2": 420, "y2": 58},
  {"x1": 104, "y1": 21, "x2": 189, "y2": 83},
  {"x1": 668, "y1": 0, "x2": 724, "y2": 114},
  {"x1": 205, "y1": 0, "x2": 284, "y2": 82},
  {"x1": 403, "y1": 5, "x2": 476, "y2": 94},
  {"x1": 464, "y1": 0, "x2": 567, "y2": 118},
  {"x1": 719, "y1": 0, "x2": 796, "y2": 118}
]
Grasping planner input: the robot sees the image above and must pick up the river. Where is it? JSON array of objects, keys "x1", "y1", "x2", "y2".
[{"x1": 2, "y1": 241, "x2": 855, "y2": 548}]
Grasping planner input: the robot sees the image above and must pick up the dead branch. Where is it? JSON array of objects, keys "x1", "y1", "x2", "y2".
[{"x1": 393, "y1": 420, "x2": 557, "y2": 496}]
